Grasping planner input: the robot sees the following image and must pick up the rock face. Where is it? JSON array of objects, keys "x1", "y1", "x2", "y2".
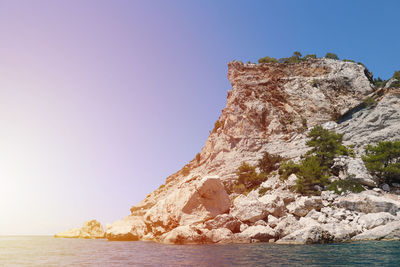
[
  {"x1": 352, "y1": 221, "x2": 400, "y2": 241},
  {"x1": 102, "y1": 58, "x2": 400, "y2": 244},
  {"x1": 336, "y1": 89, "x2": 400, "y2": 152},
  {"x1": 335, "y1": 191, "x2": 400, "y2": 215},
  {"x1": 55, "y1": 220, "x2": 105, "y2": 239}
]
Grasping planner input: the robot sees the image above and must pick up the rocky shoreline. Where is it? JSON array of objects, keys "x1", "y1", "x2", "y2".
[{"x1": 55, "y1": 58, "x2": 400, "y2": 244}]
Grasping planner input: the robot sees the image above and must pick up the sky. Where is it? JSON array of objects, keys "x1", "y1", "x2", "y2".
[{"x1": 0, "y1": 0, "x2": 399, "y2": 235}]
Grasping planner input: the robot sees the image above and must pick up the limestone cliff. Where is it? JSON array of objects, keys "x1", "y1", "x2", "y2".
[{"x1": 104, "y1": 58, "x2": 400, "y2": 244}]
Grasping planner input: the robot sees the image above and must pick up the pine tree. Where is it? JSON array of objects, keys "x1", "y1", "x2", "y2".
[{"x1": 362, "y1": 141, "x2": 400, "y2": 183}]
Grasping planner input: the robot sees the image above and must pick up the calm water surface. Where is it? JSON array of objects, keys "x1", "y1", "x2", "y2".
[{"x1": 0, "y1": 236, "x2": 399, "y2": 266}]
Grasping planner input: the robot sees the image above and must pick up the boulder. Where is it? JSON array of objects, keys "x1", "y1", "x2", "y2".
[
  {"x1": 258, "y1": 193, "x2": 287, "y2": 218},
  {"x1": 161, "y1": 225, "x2": 210, "y2": 244},
  {"x1": 331, "y1": 157, "x2": 376, "y2": 187},
  {"x1": 274, "y1": 214, "x2": 300, "y2": 238},
  {"x1": 357, "y1": 212, "x2": 396, "y2": 230},
  {"x1": 352, "y1": 220, "x2": 400, "y2": 241},
  {"x1": 335, "y1": 190, "x2": 400, "y2": 215},
  {"x1": 382, "y1": 184, "x2": 390, "y2": 192},
  {"x1": 204, "y1": 214, "x2": 241, "y2": 233},
  {"x1": 287, "y1": 196, "x2": 323, "y2": 217},
  {"x1": 106, "y1": 216, "x2": 147, "y2": 241},
  {"x1": 276, "y1": 225, "x2": 334, "y2": 244},
  {"x1": 205, "y1": 228, "x2": 233, "y2": 243},
  {"x1": 231, "y1": 195, "x2": 269, "y2": 222},
  {"x1": 144, "y1": 176, "x2": 230, "y2": 231},
  {"x1": 267, "y1": 215, "x2": 279, "y2": 228},
  {"x1": 237, "y1": 225, "x2": 276, "y2": 242},
  {"x1": 285, "y1": 174, "x2": 298, "y2": 189},
  {"x1": 323, "y1": 222, "x2": 360, "y2": 242}
]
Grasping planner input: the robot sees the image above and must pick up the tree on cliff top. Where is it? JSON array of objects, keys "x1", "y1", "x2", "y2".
[{"x1": 325, "y1": 52, "x2": 339, "y2": 60}]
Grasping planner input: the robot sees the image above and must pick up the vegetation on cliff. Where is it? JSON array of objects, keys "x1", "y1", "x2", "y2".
[
  {"x1": 234, "y1": 152, "x2": 283, "y2": 194},
  {"x1": 363, "y1": 141, "x2": 400, "y2": 184},
  {"x1": 279, "y1": 126, "x2": 355, "y2": 195}
]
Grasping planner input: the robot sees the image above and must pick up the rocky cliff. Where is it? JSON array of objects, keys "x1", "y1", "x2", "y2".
[{"x1": 97, "y1": 59, "x2": 400, "y2": 244}]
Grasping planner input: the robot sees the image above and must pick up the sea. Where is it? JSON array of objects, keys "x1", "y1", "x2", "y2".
[{"x1": 0, "y1": 236, "x2": 399, "y2": 266}]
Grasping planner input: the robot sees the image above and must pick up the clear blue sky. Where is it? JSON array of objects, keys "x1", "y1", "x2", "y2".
[{"x1": 0, "y1": 0, "x2": 399, "y2": 234}]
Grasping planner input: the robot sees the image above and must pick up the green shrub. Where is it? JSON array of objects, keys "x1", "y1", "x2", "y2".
[
  {"x1": 326, "y1": 178, "x2": 365, "y2": 194},
  {"x1": 304, "y1": 54, "x2": 317, "y2": 60},
  {"x1": 362, "y1": 141, "x2": 400, "y2": 183},
  {"x1": 258, "y1": 56, "x2": 278, "y2": 64},
  {"x1": 285, "y1": 52, "x2": 303, "y2": 63},
  {"x1": 258, "y1": 187, "x2": 271, "y2": 197},
  {"x1": 393, "y1": 70, "x2": 400, "y2": 80},
  {"x1": 390, "y1": 71, "x2": 400, "y2": 88},
  {"x1": 310, "y1": 79, "x2": 320, "y2": 87},
  {"x1": 279, "y1": 160, "x2": 300, "y2": 180},
  {"x1": 278, "y1": 126, "x2": 354, "y2": 195},
  {"x1": 293, "y1": 51, "x2": 302, "y2": 59},
  {"x1": 373, "y1": 77, "x2": 387, "y2": 88},
  {"x1": 295, "y1": 156, "x2": 329, "y2": 195},
  {"x1": 306, "y1": 126, "x2": 353, "y2": 168},
  {"x1": 212, "y1": 119, "x2": 224, "y2": 133},
  {"x1": 233, "y1": 183, "x2": 247, "y2": 194},
  {"x1": 257, "y1": 151, "x2": 283, "y2": 174},
  {"x1": 357, "y1": 62, "x2": 374, "y2": 82},
  {"x1": 236, "y1": 162, "x2": 267, "y2": 190},
  {"x1": 342, "y1": 59, "x2": 355, "y2": 63},
  {"x1": 301, "y1": 117, "x2": 308, "y2": 129},
  {"x1": 363, "y1": 96, "x2": 376, "y2": 107},
  {"x1": 278, "y1": 57, "x2": 289, "y2": 63},
  {"x1": 325, "y1": 52, "x2": 339, "y2": 60}
]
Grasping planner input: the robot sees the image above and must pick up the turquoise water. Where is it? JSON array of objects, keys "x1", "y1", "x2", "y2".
[{"x1": 0, "y1": 236, "x2": 399, "y2": 266}]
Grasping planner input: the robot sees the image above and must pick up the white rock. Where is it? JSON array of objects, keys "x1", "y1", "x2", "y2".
[
  {"x1": 285, "y1": 174, "x2": 298, "y2": 188},
  {"x1": 231, "y1": 195, "x2": 269, "y2": 222},
  {"x1": 55, "y1": 220, "x2": 105, "y2": 239},
  {"x1": 144, "y1": 176, "x2": 230, "y2": 231},
  {"x1": 335, "y1": 190, "x2": 400, "y2": 215},
  {"x1": 106, "y1": 216, "x2": 147, "y2": 241},
  {"x1": 357, "y1": 212, "x2": 396, "y2": 230},
  {"x1": 80, "y1": 220, "x2": 105, "y2": 239},
  {"x1": 205, "y1": 228, "x2": 233, "y2": 243},
  {"x1": 237, "y1": 225, "x2": 276, "y2": 242},
  {"x1": 275, "y1": 214, "x2": 300, "y2": 238},
  {"x1": 287, "y1": 196, "x2": 323, "y2": 217},
  {"x1": 352, "y1": 220, "x2": 400, "y2": 241},
  {"x1": 276, "y1": 226, "x2": 334, "y2": 244},
  {"x1": 267, "y1": 215, "x2": 279, "y2": 228},
  {"x1": 332, "y1": 157, "x2": 376, "y2": 187},
  {"x1": 161, "y1": 225, "x2": 210, "y2": 244},
  {"x1": 204, "y1": 214, "x2": 241, "y2": 233},
  {"x1": 54, "y1": 228, "x2": 81, "y2": 238}
]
